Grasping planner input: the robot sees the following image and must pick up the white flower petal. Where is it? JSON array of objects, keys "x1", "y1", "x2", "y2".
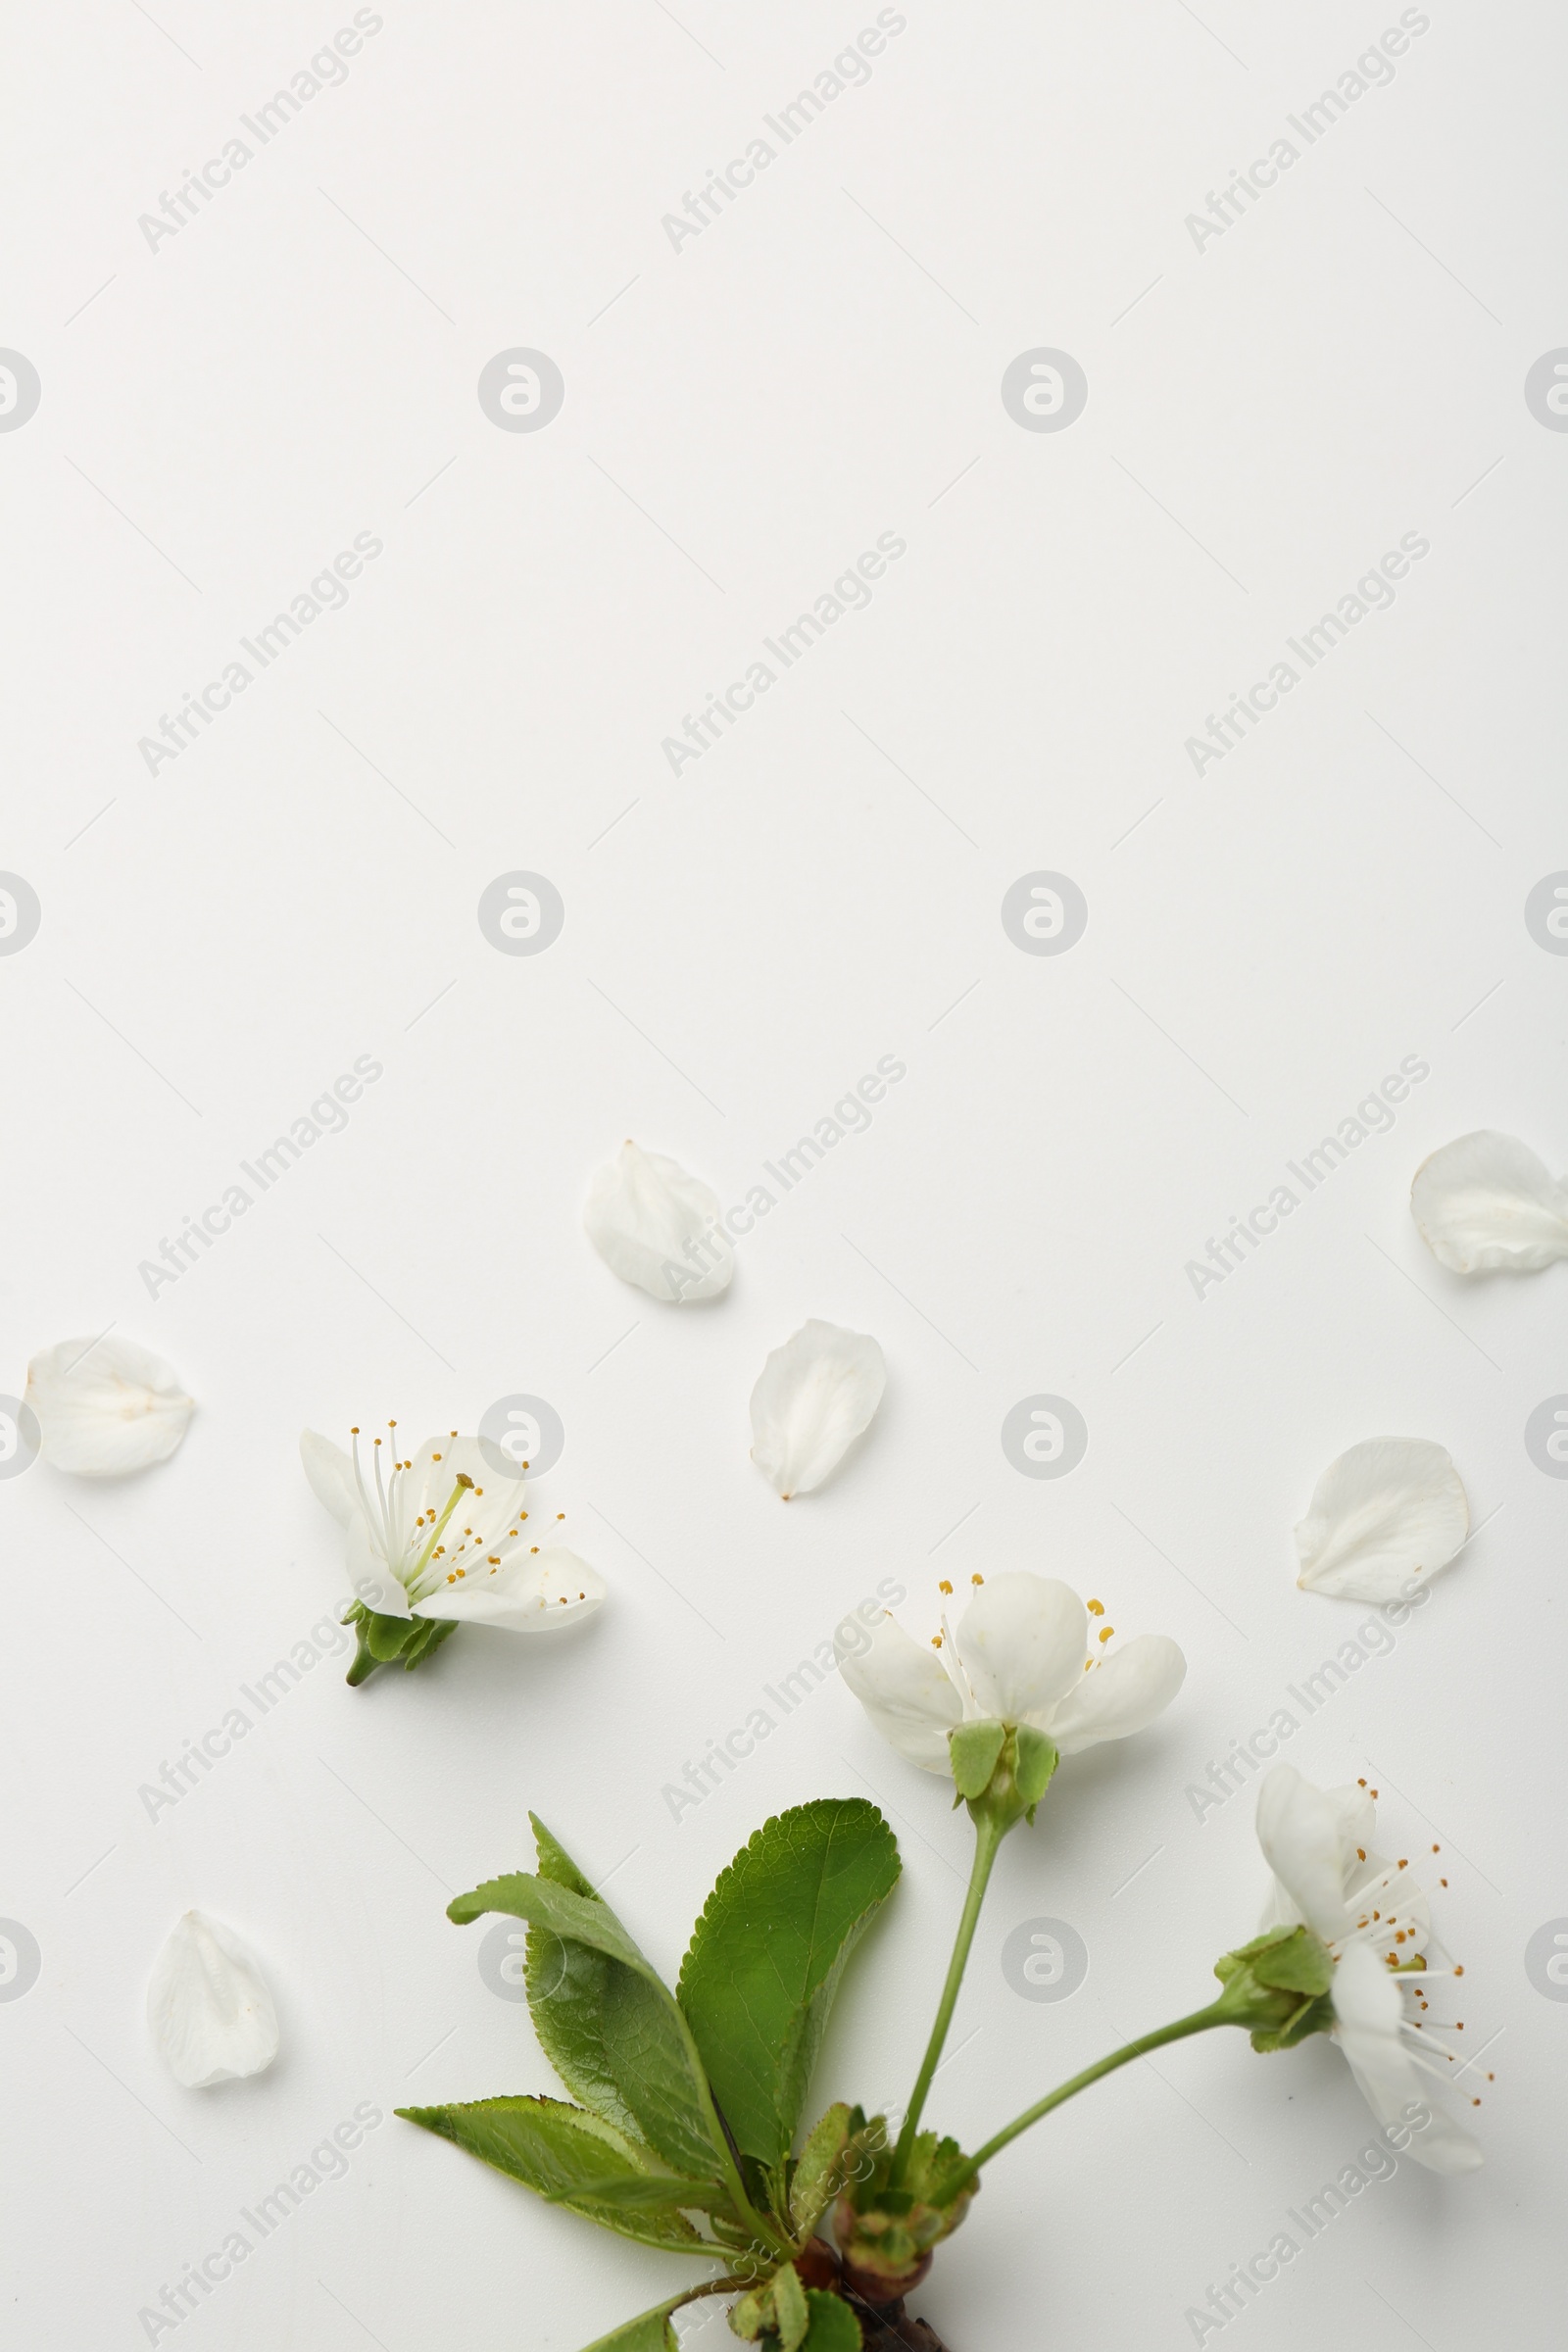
[
  {"x1": 413, "y1": 1545, "x2": 606, "y2": 1633},
  {"x1": 1411, "y1": 1129, "x2": 1568, "y2": 1275},
  {"x1": 347, "y1": 1514, "x2": 412, "y2": 1618},
  {"x1": 951, "y1": 1575, "x2": 1088, "y2": 1724},
  {"x1": 147, "y1": 1912, "x2": 279, "y2": 2089},
  {"x1": 1332, "y1": 1941, "x2": 1482, "y2": 2176},
  {"x1": 300, "y1": 1431, "x2": 358, "y2": 1527},
  {"x1": 1255, "y1": 1765, "x2": 1352, "y2": 1942},
  {"x1": 1295, "y1": 1438, "x2": 1468, "y2": 1602},
  {"x1": 25, "y1": 1335, "x2": 193, "y2": 1477},
  {"x1": 749, "y1": 1320, "x2": 886, "y2": 1498},
  {"x1": 1043, "y1": 1634, "x2": 1187, "y2": 1756},
  {"x1": 584, "y1": 1141, "x2": 734, "y2": 1302},
  {"x1": 836, "y1": 1609, "x2": 962, "y2": 1773}
]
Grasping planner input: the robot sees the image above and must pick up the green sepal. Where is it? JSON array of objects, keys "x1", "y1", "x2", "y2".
[
  {"x1": 341, "y1": 1600, "x2": 460, "y2": 1684},
  {"x1": 790, "y1": 2103, "x2": 855, "y2": 2233},
  {"x1": 948, "y1": 1720, "x2": 1006, "y2": 1801},
  {"x1": 772, "y1": 2264, "x2": 809, "y2": 2352},
  {"x1": 1013, "y1": 1725, "x2": 1058, "y2": 1818},
  {"x1": 1250, "y1": 1928, "x2": 1334, "y2": 1997},
  {"x1": 1250, "y1": 1991, "x2": 1336, "y2": 2053}
]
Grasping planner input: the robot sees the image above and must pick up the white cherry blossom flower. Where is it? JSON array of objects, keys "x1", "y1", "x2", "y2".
[
  {"x1": 1294, "y1": 1438, "x2": 1468, "y2": 1602},
  {"x1": 147, "y1": 1912, "x2": 278, "y2": 2088},
  {"x1": 584, "y1": 1140, "x2": 734, "y2": 1301},
  {"x1": 750, "y1": 1320, "x2": 886, "y2": 1497},
  {"x1": 1255, "y1": 1764, "x2": 1482, "y2": 2173},
  {"x1": 25, "y1": 1334, "x2": 193, "y2": 1477},
  {"x1": 837, "y1": 1571, "x2": 1185, "y2": 1775},
  {"x1": 300, "y1": 1423, "x2": 605, "y2": 1633},
  {"x1": 1411, "y1": 1130, "x2": 1568, "y2": 1274}
]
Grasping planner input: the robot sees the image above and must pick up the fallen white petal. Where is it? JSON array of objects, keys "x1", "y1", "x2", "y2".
[
  {"x1": 412, "y1": 1545, "x2": 607, "y2": 1634},
  {"x1": 1411, "y1": 1130, "x2": 1568, "y2": 1274},
  {"x1": 147, "y1": 1913, "x2": 279, "y2": 2089},
  {"x1": 584, "y1": 1141, "x2": 734, "y2": 1302},
  {"x1": 750, "y1": 1320, "x2": 886, "y2": 1498},
  {"x1": 1295, "y1": 1438, "x2": 1468, "y2": 1602},
  {"x1": 25, "y1": 1335, "x2": 193, "y2": 1477}
]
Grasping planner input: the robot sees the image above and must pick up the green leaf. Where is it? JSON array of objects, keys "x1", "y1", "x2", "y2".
[
  {"x1": 577, "y1": 2298, "x2": 684, "y2": 2352},
  {"x1": 801, "y1": 2292, "x2": 861, "y2": 2350},
  {"x1": 449, "y1": 1872, "x2": 732, "y2": 2183},
  {"x1": 790, "y1": 2102, "x2": 854, "y2": 2231},
  {"x1": 677, "y1": 1799, "x2": 901, "y2": 2167},
  {"x1": 524, "y1": 1818, "x2": 645, "y2": 2142},
  {"x1": 948, "y1": 1719, "x2": 1006, "y2": 1800},
  {"x1": 396, "y1": 2094, "x2": 713, "y2": 2253}
]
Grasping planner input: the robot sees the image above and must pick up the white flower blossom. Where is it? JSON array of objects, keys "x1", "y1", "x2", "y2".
[
  {"x1": 1255, "y1": 1765, "x2": 1483, "y2": 2173},
  {"x1": 301, "y1": 1424, "x2": 604, "y2": 1632},
  {"x1": 837, "y1": 1571, "x2": 1185, "y2": 1775}
]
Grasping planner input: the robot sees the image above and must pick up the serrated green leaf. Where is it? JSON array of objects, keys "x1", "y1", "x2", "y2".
[
  {"x1": 801, "y1": 2292, "x2": 861, "y2": 2350},
  {"x1": 948, "y1": 1719, "x2": 1006, "y2": 1799},
  {"x1": 524, "y1": 1818, "x2": 643, "y2": 2142},
  {"x1": 450, "y1": 1872, "x2": 733, "y2": 2183},
  {"x1": 677, "y1": 1799, "x2": 901, "y2": 2167},
  {"x1": 577, "y1": 2298, "x2": 684, "y2": 2351},
  {"x1": 396, "y1": 2094, "x2": 713, "y2": 2253},
  {"x1": 790, "y1": 2102, "x2": 854, "y2": 2231},
  {"x1": 773, "y1": 2264, "x2": 809, "y2": 2352}
]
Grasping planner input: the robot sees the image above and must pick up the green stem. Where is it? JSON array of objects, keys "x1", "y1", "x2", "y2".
[
  {"x1": 935, "y1": 1999, "x2": 1236, "y2": 2201},
  {"x1": 890, "y1": 1809, "x2": 1006, "y2": 2189}
]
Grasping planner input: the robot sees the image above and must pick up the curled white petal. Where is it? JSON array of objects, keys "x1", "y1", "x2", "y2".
[
  {"x1": 147, "y1": 1913, "x2": 279, "y2": 2089},
  {"x1": 836, "y1": 1610, "x2": 961, "y2": 1773},
  {"x1": 1411, "y1": 1130, "x2": 1568, "y2": 1275},
  {"x1": 1332, "y1": 1940, "x2": 1482, "y2": 2175},
  {"x1": 300, "y1": 1430, "x2": 358, "y2": 1527},
  {"x1": 1043, "y1": 1634, "x2": 1187, "y2": 1756},
  {"x1": 1255, "y1": 1765, "x2": 1352, "y2": 1943},
  {"x1": 950, "y1": 1575, "x2": 1087, "y2": 1725},
  {"x1": 412, "y1": 1545, "x2": 606, "y2": 1634},
  {"x1": 750, "y1": 1320, "x2": 886, "y2": 1498},
  {"x1": 1295, "y1": 1438, "x2": 1468, "y2": 1602},
  {"x1": 25, "y1": 1335, "x2": 193, "y2": 1477},
  {"x1": 584, "y1": 1141, "x2": 734, "y2": 1302}
]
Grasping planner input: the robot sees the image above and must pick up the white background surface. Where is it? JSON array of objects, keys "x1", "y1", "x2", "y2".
[{"x1": 5, "y1": 3, "x2": 1567, "y2": 2346}]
